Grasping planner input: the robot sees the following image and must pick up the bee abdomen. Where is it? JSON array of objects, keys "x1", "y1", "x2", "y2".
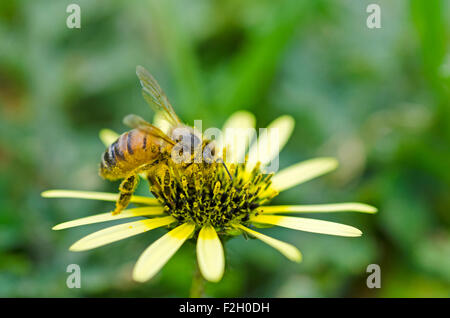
[
  {"x1": 142, "y1": 135, "x2": 147, "y2": 150},
  {"x1": 126, "y1": 131, "x2": 134, "y2": 154},
  {"x1": 102, "y1": 146, "x2": 115, "y2": 168},
  {"x1": 100, "y1": 129, "x2": 163, "y2": 179},
  {"x1": 101, "y1": 137, "x2": 126, "y2": 170}
]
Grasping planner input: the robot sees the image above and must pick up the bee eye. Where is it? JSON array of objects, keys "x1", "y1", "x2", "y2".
[
  {"x1": 172, "y1": 127, "x2": 201, "y2": 154},
  {"x1": 190, "y1": 133, "x2": 201, "y2": 149},
  {"x1": 203, "y1": 142, "x2": 215, "y2": 163},
  {"x1": 181, "y1": 133, "x2": 200, "y2": 153}
]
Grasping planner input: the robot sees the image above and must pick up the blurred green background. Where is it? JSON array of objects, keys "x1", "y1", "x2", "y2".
[{"x1": 1, "y1": 0, "x2": 449, "y2": 297}]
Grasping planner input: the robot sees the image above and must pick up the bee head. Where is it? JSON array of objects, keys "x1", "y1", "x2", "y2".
[
  {"x1": 170, "y1": 126, "x2": 231, "y2": 179},
  {"x1": 171, "y1": 126, "x2": 201, "y2": 156}
]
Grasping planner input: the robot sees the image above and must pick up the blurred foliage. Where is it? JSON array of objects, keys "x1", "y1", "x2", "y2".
[{"x1": 0, "y1": 0, "x2": 449, "y2": 297}]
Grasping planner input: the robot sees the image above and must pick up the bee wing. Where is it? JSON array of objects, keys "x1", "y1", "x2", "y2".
[
  {"x1": 136, "y1": 65, "x2": 182, "y2": 128},
  {"x1": 123, "y1": 114, "x2": 175, "y2": 145}
]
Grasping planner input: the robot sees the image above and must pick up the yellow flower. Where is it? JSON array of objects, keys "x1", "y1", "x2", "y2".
[{"x1": 42, "y1": 111, "x2": 377, "y2": 284}]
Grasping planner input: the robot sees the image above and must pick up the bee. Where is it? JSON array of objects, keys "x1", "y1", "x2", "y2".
[{"x1": 100, "y1": 66, "x2": 229, "y2": 215}]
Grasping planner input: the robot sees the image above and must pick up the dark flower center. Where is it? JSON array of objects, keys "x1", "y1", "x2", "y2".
[{"x1": 148, "y1": 158, "x2": 278, "y2": 231}]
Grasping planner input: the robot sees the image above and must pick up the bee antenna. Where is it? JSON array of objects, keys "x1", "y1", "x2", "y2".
[{"x1": 215, "y1": 158, "x2": 233, "y2": 180}]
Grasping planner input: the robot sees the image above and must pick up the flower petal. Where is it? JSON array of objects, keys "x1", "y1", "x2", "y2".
[
  {"x1": 271, "y1": 158, "x2": 338, "y2": 192},
  {"x1": 69, "y1": 216, "x2": 176, "y2": 251},
  {"x1": 153, "y1": 112, "x2": 172, "y2": 134},
  {"x1": 99, "y1": 129, "x2": 119, "y2": 147},
  {"x1": 52, "y1": 207, "x2": 166, "y2": 230},
  {"x1": 196, "y1": 225, "x2": 225, "y2": 282},
  {"x1": 250, "y1": 215, "x2": 362, "y2": 237},
  {"x1": 247, "y1": 115, "x2": 294, "y2": 171},
  {"x1": 41, "y1": 190, "x2": 159, "y2": 205},
  {"x1": 218, "y1": 111, "x2": 256, "y2": 163},
  {"x1": 259, "y1": 203, "x2": 377, "y2": 214},
  {"x1": 132, "y1": 223, "x2": 195, "y2": 282},
  {"x1": 235, "y1": 224, "x2": 301, "y2": 262}
]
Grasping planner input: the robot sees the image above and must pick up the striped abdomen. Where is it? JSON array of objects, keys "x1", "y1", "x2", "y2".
[{"x1": 100, "y1": 129, "x2": 166, "y2": 180}]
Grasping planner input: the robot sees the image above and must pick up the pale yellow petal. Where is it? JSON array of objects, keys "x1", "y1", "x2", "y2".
[
  {"x1": 247, "y1": 115, "x2": 294, "y2": 171},
  {"x1": 218, "y1": 111, "x2": 256, "y2": 162},
  {"x1": 196, "y1": 225, "x2": 225, "y2": 282},
  {"x1": 132, "y1": 223, "x2": 195, "y2": 282},
  {"x1": 222, "y1": 111, "x2": 256, "y2": 131},
  {"x1": 99, "y1": 129, "x2": 120, "y2": 147},
  {"x1": 153, "y1": 112, "x2": 172, "y2": 134},
  {"x1": 69, "y1": 216, "x2": 175, "y2": 251},
  {"x1": 53, "y1": 207, "x2": 166, "y2": 230},
  {"x1": 41, "y1": 190, "x2": 159, "y2": 205},
  {"x1": 250, "y1": 215, "x2": 362, "y2": 237},
  {"x1": 259, "y1": 203, "x2": 377, "y2": 214},
  {"x1": 271, "y1": 158, "x2": 338, "y2": 191},
  {"x1": 235, "y1": 224, "x2": 301, "y2": 262}
]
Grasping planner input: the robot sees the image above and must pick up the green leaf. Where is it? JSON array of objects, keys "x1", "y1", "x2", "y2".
[
  {"x1": 148, "y1": 0, "x2": 206, "y2": 113},
  {"x1": 213, "y1": 0, "x2": 309, "y2": 112}
]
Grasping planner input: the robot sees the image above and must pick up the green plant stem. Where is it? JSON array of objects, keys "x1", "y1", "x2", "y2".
[{"x1": 189, "y1": 266, "x2": 205, "y2": 298}]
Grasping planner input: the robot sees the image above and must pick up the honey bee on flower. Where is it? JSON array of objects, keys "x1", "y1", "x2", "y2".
[{"x1": 42, "y1": 66, "x2": 376, "y2": 286}]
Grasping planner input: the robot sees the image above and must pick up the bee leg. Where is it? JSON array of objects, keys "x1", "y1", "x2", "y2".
[{"x1": 112, "y1": 174, "x2": 139, "y2": 215}]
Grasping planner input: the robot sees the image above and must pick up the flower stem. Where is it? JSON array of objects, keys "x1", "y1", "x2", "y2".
[{"x1": 189, "y1": 265, "x2": 205, "y2": 298}]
